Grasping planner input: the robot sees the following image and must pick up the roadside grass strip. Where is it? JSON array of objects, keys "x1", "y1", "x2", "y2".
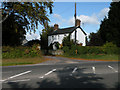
[
  {"x1": 1, "y1": 70, "x2": 32, "y2": 82},
  {"x1": 108, "y1": 65, "x2": 118, "y2": 72}
]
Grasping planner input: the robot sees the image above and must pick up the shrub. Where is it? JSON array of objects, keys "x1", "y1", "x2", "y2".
[
  {"x1": 62, "y1": 43, "x2": 119, "y2": 56},
  {"x1": 2, "y1": 45, "x2": 42, "y2": 59},
  {"x1": 62, "y1": 46, "x2": 69, "y2": 53},
  {"x1": 62, "y1": 34, "x2": 75, "y2": 48},
  {"x1": 87, "y1": 46, "x2": 103, "y2": 55},
  {"x1": 102, "y1": 42, "x2": 119, "y2": 54},
  {"x1": 77, "y1": 46, "x2": 87, "y2": 54}
]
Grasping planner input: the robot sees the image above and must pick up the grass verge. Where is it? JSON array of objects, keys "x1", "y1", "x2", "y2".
[
  {"x1": 2, "y1": 57, "x2": 53, "y2": 66},
  {"x1": 62, "y1": 54, "x2": 120, "y2": 61}
]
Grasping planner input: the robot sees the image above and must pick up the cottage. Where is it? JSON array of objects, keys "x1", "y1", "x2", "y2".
[{"x1": 48, "y1": 19, "x2": 87, "y2": 50}]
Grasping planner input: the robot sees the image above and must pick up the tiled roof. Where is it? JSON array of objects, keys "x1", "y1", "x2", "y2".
[{"x1": 48, "y1": 26, "x2": 87, "y2": 36}]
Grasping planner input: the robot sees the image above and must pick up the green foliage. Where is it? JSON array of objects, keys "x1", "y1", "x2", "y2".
[
  {"x1": 2, "y1": 45, "x2": 42, "y2": 59},
  {"x1": 2, "y1": 1, "x2": 53, "y2": 46},
  {"x1": 87, "y1": 47, "x2": 103, "y2": 54},
  {"x1": 102, "y1": 42, "x2": 119, "y2": 54},
  {"x1": 27, "y1": 39, "x2": 40, "y2": 46},
  {"x1": 40, "y1": 26, "x2": 54, "y2": 50},
  {"x1": 62, "y1": 45, "x2": 119, "y2": 56},
  {"x1": 2, "y1": 14, "x2": 26, "y2": 46},
  {"x1": 62, "y1": 34, "x2": 74, "y2": 48},
  {"x1": 54, "y1": 42, "x2": 60, "y2": 49},
  {"x1": 98, "y1": 2, "x2": 120, "y2": 47},
  {"x1": 77, "y1": 46, "x2": 88, "y2": 54},
  {"x1": 2, "y1": 1, "x2": 53, "y2": 32},
  {"x1": 88, "y1": 32, "x2": 103, "y2": 46},
  {"x1": 103, "y1": 42, "x2": 117, "y2": 48}
]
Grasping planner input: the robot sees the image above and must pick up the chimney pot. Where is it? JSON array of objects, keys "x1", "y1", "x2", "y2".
[
  {"x1": 76, "y1": 19, "x2": 81, "y2": 27},
  {"x1": 54, "y1": 24, "x2": 59, "y2": 31}
]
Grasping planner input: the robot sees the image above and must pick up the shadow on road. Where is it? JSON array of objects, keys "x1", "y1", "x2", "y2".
[{"x1": 3, "y1": 67, "x2": 119, "y2": 89}]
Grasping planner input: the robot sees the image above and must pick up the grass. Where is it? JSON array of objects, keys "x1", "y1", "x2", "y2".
[
  {"x1": 2, "y1": 57, "x2": 53, "y2": 66},
  {"x1": 62, "y1": 54, "x2": 120, "y2": 61}
]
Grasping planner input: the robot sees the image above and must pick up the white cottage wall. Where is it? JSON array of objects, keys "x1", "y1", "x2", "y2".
[
  {"x1": 48, "y1": 28, "x2": 86, "y2": 46},
  {"x1": 76, "y1": 28, "x2": 86, "y2": 46},
  {"x1": 48, "y1": 34, "x2": 69, "y2": 46}
]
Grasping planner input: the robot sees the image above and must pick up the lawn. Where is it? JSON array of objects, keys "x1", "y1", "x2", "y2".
[{"x1": 2, "y1": 57, "x2": 52, "y2": 66}]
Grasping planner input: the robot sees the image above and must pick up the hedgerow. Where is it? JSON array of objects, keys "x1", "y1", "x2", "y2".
[
  {"x1": 62, "y1": 42, "x2": 120, "y2": 56},
  {"x1": 2, "y1": 44, "x2": 42, "y2": 59}
]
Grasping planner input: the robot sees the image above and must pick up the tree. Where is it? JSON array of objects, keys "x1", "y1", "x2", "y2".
[
  {"x1": 2, "y1": 1, "x2": 53, "y2": 46},
  {"x1": 98, "y1": 2, "x2": 120, "y2": 47},
  {"x1": 62, "y1": 34, "x2": 74, "y2": 48},
  {"x1": 40, "y1": 26, "x2": 54, "y2": 50},
  {"x1": 2, "y1": 13, "x2": 26, "y2": 46},
  {"x1": 27, "y1": 39, "x2": 40, "y2": 47},
  {"x1": 2, "y1": 1, "x2": 53, "y2": 32},
  {"x1": 88, "y1": 32, "x2": 103, "y2": 46}
]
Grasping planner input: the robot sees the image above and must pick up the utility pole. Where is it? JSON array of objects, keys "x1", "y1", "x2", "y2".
[
  {"x1": 75, "y1": 2, "x2": 76, "y2": 26},
  {"x1": 74, "y1": 2, "x2": 77, "y2": 45}
]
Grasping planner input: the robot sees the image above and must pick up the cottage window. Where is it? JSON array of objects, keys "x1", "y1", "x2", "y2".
[{"x1": 64, "y1": 34, "x2": 67, "y2": 36}]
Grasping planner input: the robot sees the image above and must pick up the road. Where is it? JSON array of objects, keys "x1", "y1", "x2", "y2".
[{"x1": 1, "y1": 56, "x2": 120, "y2": 89}]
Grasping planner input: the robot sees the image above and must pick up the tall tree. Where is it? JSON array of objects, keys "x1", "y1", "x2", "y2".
[
  {"x1": 2, "y1": 1, "x2": 53, "y2": 32},
  {"x1": 2, "y1": 13, "x2": 26, "y2": 46},
  {"x1": 88, "y1": 32, "x2": 103, "y2": 46},
  {"x1": 2, "y1": 1, "x2": 53, "y2": 46},
  {"x1": 40, "y1": 26, "x2": 54, "y2": 50},
  {"x1": 99, "y1": 2, "x2": 120, "y2": 47}
]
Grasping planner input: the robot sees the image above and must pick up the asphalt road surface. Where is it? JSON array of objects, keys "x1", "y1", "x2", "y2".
[{"x1": 1, "y1": 56, "x2": 120, "y2": 89}]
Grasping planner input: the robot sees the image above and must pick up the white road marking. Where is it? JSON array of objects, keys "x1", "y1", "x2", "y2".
[
  {"x1": 0, "y1": 80, "x2": 6, "y2": 82},
  {"x1": 1, "y1": 70, "x2": 32, "y2": 82},
  {"x1": 39, "y1": 69, "x2": 56, "y2": 79},
  {"x1": 8, "y1": 70, "x2": 32, "y2": 79},
  {"x1": 72, "y1": 67, "x2": 77, "y2": 73},
  {"x1": 108, "y1": 65, "x2": 118, "y2": 72},
  {"x1": 92, "y1": 67, "x2": 96, "y2": 74},
  {"x1": 45, "y1": 69, "x2": 56, "y2": 76},
  {"x1": 4, "y1": 79, "x2": 30, "y2": 83},
  {"x1": 39, "y1": 76, "x2": 44, "y2": 79}
]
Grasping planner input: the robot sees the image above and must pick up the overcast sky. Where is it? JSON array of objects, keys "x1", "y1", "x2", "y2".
[{"x1": 26, "y1": 2, "x2": 111, "y2": 41}]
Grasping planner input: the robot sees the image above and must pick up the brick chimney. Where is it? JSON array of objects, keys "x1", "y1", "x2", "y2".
[
  {"x1": 76, "y1": 19, "x2": 81, "y2": 27},
  {"x1": 54, "y1": 24, "x2": 59, "y2": 31}
]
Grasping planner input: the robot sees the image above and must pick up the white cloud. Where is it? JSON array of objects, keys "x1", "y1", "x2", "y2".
[
  {"x1": 68, "y1": 8, "x2": 110, "y2": 26},
  {"x1": 53, "y1": 14, "x2": 61, "y2": 19},
  {"x1": 68, "y1": 14, "x2": 100, "y2": 26},
  {"x1": 52, "y1": 13, "x2": 66, "y2": 26},
  {"x1": 98, "y1": 8, "x2": 110, "y2": 18},
  {"x1": 25, "y1": 32, "x2": 40, "y2": 41}
]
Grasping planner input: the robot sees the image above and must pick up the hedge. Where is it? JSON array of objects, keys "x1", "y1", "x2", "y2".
[
  {"x1": 62, "y1": 45, "x2": 120, "y2": 56},
  {"x1": 2, "y1": 44, "x2": 42, "y2": 59}
]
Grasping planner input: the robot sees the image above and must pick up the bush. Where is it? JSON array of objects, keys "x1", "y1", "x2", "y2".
[
  {"x1": 87, "y1": 46, "x2": 104, "y2": 55},
  {"x1": 62, "y1": 34, "x2": 75, "y2": 48},
  {"x1": 102, "y1": 42, "x2": 119, "y2": 54},
  {"x1": 62, "y1": 43, "x2": 119, "y2": 56},
  {"x1": 2, "y1": 44, "x2": 42, "y2": 59},
  {"x1": 77, "y1": 46, "x2": 87, "y2": 54}
]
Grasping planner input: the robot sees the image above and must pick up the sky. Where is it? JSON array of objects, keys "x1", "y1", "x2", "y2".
[{"x1": 25, "y1": 2, "x2": 111, "y2": 41}]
